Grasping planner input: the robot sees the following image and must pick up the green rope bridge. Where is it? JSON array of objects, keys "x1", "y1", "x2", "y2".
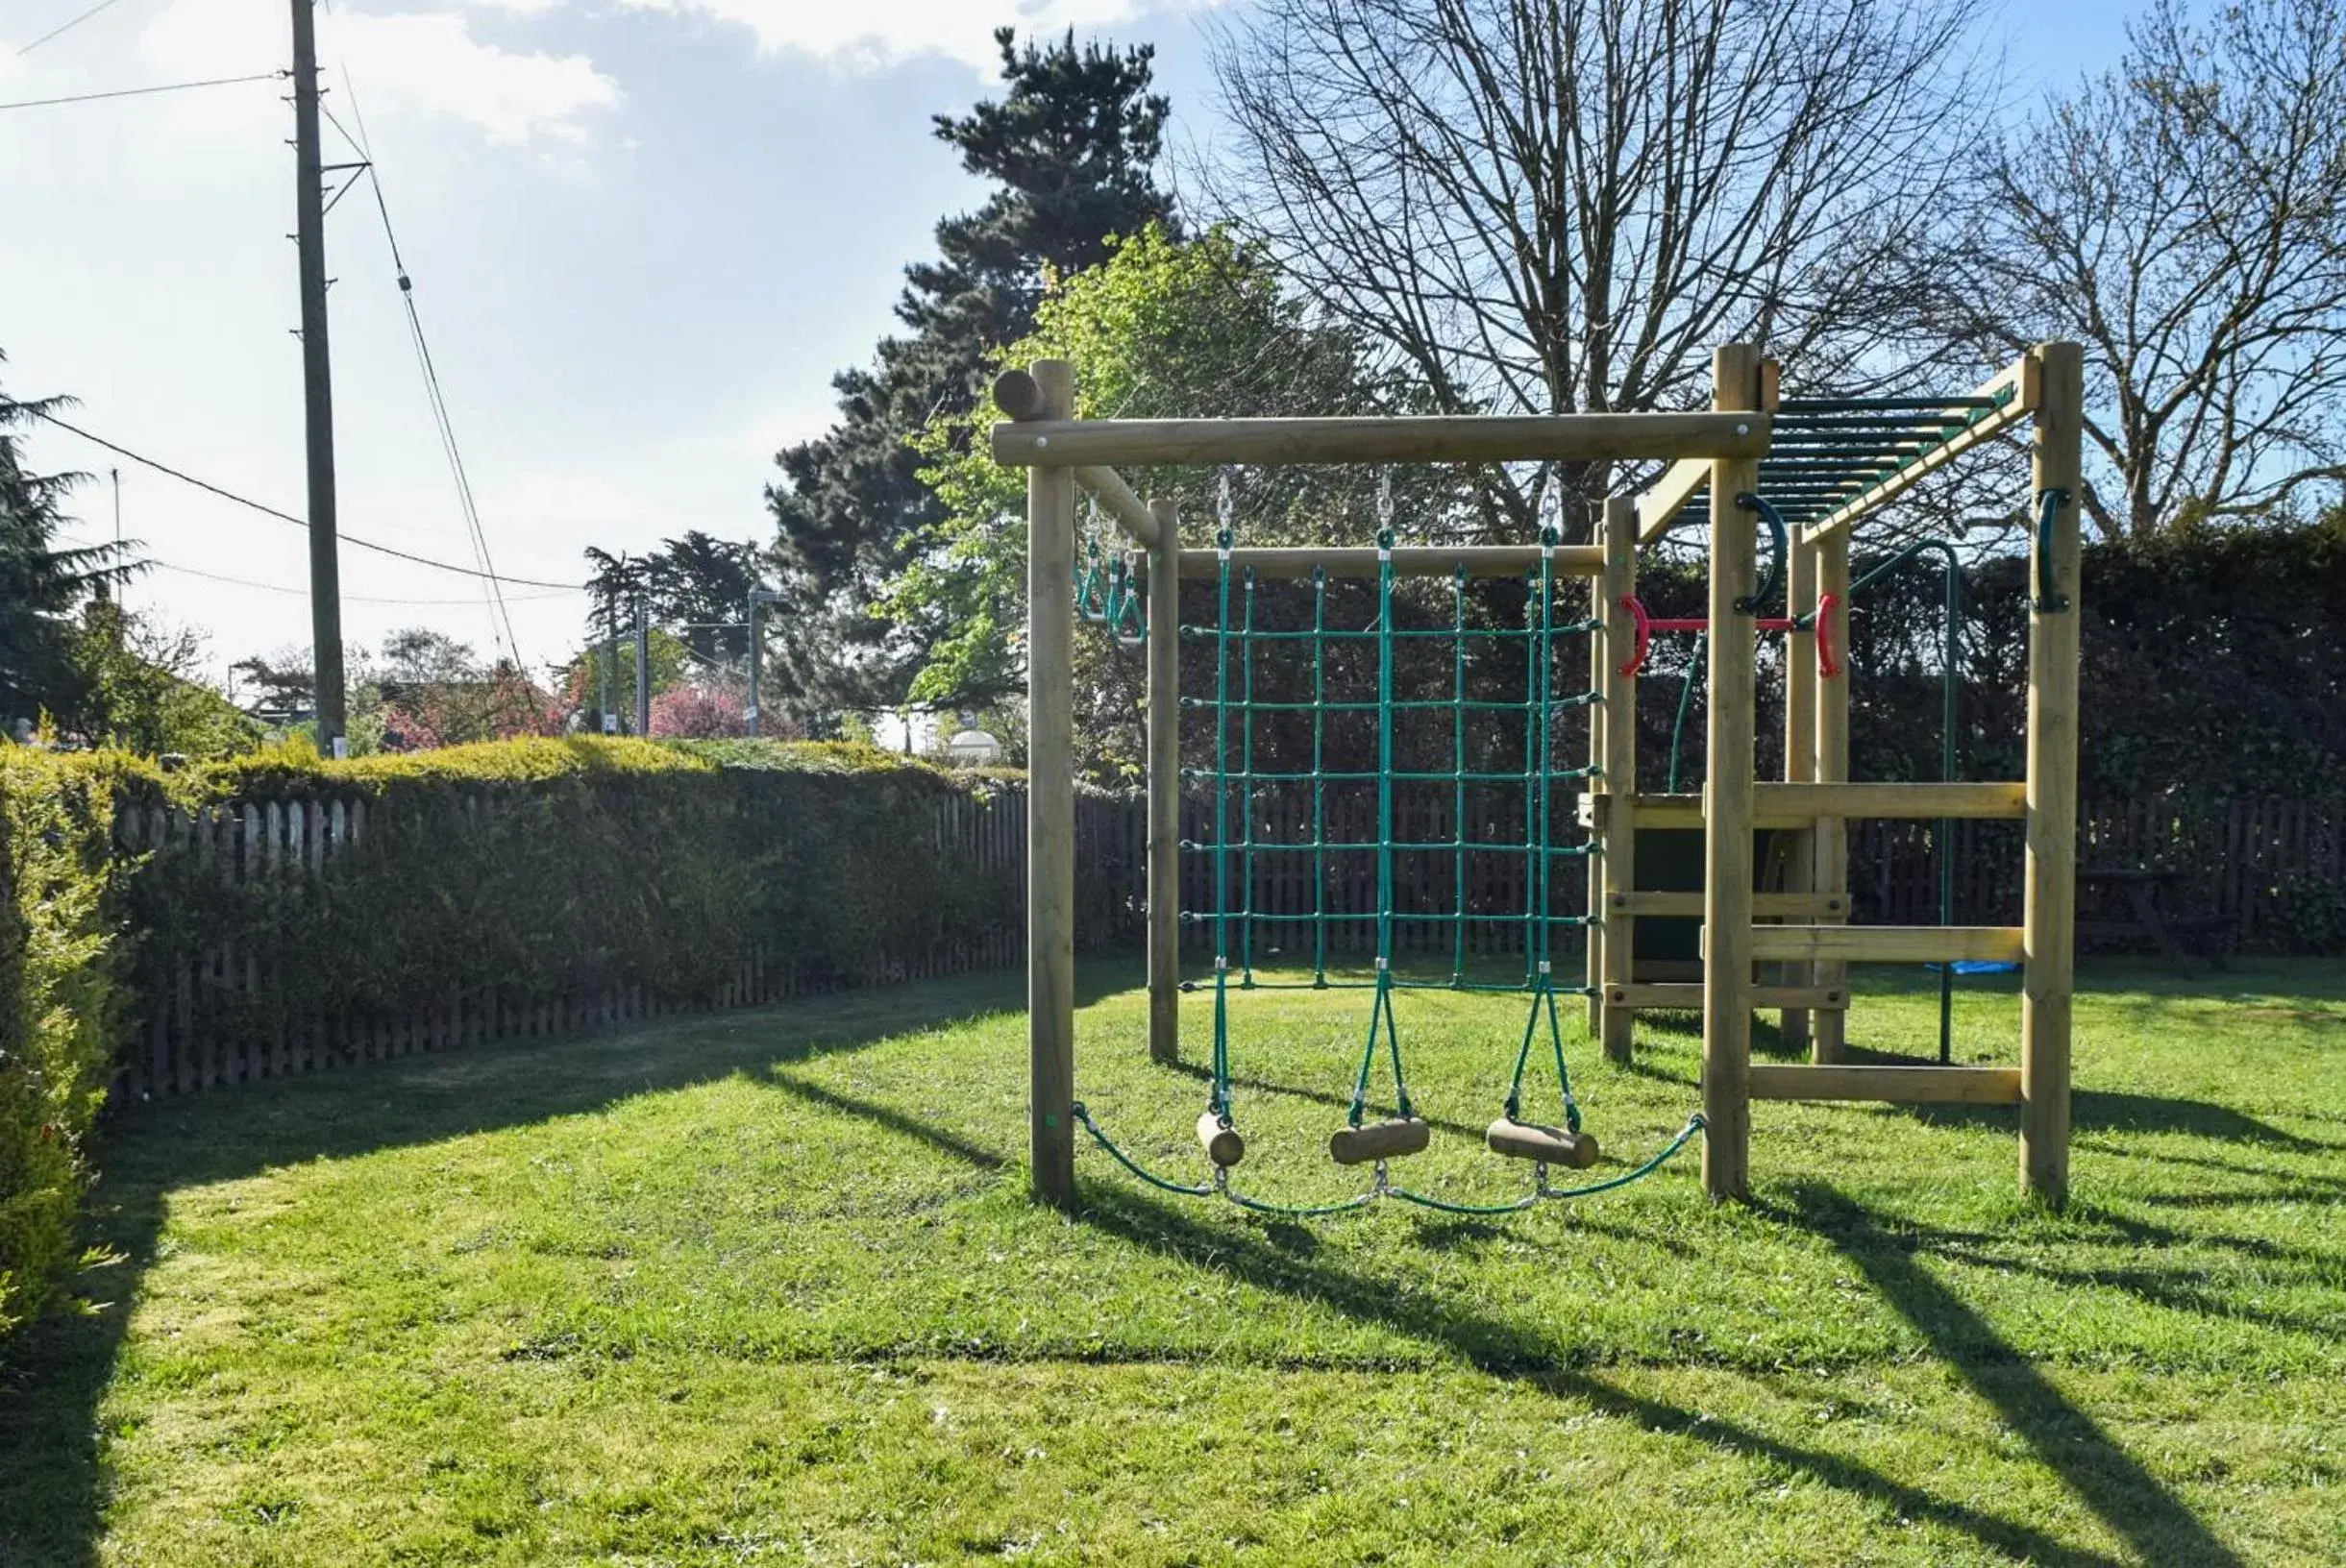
[{"x1": 1074, "y1": 511, "x2": 1704, "y2": 1216}]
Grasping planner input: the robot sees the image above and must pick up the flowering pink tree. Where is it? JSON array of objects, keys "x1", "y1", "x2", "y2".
[
  {"x1": 649, "y1": 677, "x2": 753, "y2": 739},
  {"x1": 381, "y1": 666, "x2": 566, "y2": 751}
]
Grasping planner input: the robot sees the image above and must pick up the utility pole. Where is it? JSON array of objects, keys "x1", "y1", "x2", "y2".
[
  {"x1": 746, "y1": 587, "x2": 779, "y2": 738},
  {"x1": 290, "y1": 0, "x2": 346, "y2": 751},
  {"x1": 634, "y1": 597, "x2": 652, "y2": 737},
  {"x1": 598, "y1": 588, "x2": 614, "y2": 730}
]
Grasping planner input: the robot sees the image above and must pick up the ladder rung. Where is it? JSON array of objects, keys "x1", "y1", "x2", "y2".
[
  {"x1": 1754, "y1": 781, "x2": 2027, "y2": 820},
  {"x1": 1604, "y1": 983, "x2": 1847, "y2": 1010},
  {"x1": 1581, "y1": 783, "x2": 2026, "y2": 832},
  {"x1": 1743, "y1": 925, "x2": 2023, "y2": 964},
  {"x1": 1748, "y1": 1064, "x2": 2022, "y2": 1104},
  {"x1": 1609, "y1": 891, "x2": 1848, "y2": 919}
]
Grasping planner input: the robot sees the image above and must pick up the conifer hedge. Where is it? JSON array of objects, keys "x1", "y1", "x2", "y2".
[
  {"x1": 0, "y1": 737, "x2": 1029, "y2": 1339},
  {"x1": 0, "y1": 750, "x2": 137, "y2": 1337}
]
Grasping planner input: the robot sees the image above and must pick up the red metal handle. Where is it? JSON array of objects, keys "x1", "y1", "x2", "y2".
[
  {"x1": 1816, "y1": 592, "x2": 1843, "y2": 678},
  {"x1": 1618, "y1": 596, "x2": 1651, "y2": 676}
]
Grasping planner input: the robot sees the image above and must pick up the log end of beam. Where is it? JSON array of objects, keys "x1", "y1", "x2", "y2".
[{"x1": 993, "y1": 368, "x2": 1047, "y2": 421}]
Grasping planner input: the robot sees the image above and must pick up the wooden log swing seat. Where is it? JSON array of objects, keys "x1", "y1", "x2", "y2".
[{"x1": 1008, "y1": 340, "x2": 2085, "y2": 1215}]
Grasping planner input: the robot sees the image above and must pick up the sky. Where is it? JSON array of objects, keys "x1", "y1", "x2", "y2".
[{"x1": 1, "y1": 0, "x2": 2138, "y2": 695}]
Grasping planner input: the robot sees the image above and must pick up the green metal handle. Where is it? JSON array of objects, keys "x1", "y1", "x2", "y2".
[
  {"x1": 1735, "y1": 493, "x2": 1788, "y2": 615},
  {"x1": 2034, "y1": 487, "x2": 2070, "y2": 612}
]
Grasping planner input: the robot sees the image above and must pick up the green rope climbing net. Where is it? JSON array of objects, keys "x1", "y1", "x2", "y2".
[{"x1": 1074, "y1": 505, "x2": 1703, "y2": 1214}]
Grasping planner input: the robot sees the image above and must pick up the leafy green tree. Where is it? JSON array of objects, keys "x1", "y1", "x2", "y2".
[
  {"x1": 0, "y1": 365, "x2": 134, "y2": 727},
  {"x1": 642, "y1": 533, "x2": 761, "y2": 666},
  {"x1": 559, "y1": 630, "x2": 692, "y2": 736},
  {"x1": 764, "y1": 29, "x2": 1175, "y2": 715},
  {"x1": 890, "y1": 223, "x2": 1429, "y2": 778},
  {"x1": 68, "y1": 601, "x2": 259, "y2": 760}
]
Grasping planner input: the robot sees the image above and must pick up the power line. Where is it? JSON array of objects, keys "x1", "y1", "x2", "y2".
[
  {"x1": 150, "y1": 557, "x2": 578, "y2": 606},
  {"x1": 333, "y1": 64, "x2": 522, "y2": 661},
  {"x1": 20, "y1": 406, "x2": 588, "y2": 592},
  {"x1": 17, "y1": 0, "x2": 128, "y2": 54},
  {"x1": 0, "y1": 73, "x2": 283, "y2": 112}
]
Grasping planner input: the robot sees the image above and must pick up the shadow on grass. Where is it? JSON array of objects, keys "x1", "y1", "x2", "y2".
[
  {"x1": 1070, "y1": 1182, "x2": 2147, "y2": 1568},
  {"x1": 735, "y1": 1072, "x2": 2208, "y2": 1567},
  {"x1": 1906, "y1": 1087, "x2": 2334, "y2": 1151},
  {"x1": 0, "y1": 964, "x2": 1067, "y2": 1568},
  {"x1": 1771, "y1": 1184, "x2": 2246, "y2": 1568}
]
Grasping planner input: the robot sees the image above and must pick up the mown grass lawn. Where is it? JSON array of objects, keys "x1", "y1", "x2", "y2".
[{"x1": 2, "y1": 958, "x2": 2342, "y2": 1566}]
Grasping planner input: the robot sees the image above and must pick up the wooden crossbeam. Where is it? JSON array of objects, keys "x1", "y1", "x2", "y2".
[
  {"x1": 1747, "y1": 1064, "x2": 2023, "y2": 1105},
  {"x1": 990, "y1": 412, "x2": 1771, "y2": 469},
  {"x1": 1169, "y1": 545, "x2": 1602, "y2": 580},
  {"x1": 1584, "y1": 785, "x2": 2025, "y2": 832},
  {"x1": 1577, "y1": 794, "x2": 1819, "y2": 831},
  {"x1": 1074, "y1": 465, "x2": 1162, "y2": 548},
  {"x1": 1635, "y1": 457, "x2": 1712, "y2": 544},
  {"x1": 1754, "y1": 781, "x2": 2027, "y2": 820},
  {"x1": 1605, "y1": 983, "x2": 1848, "y2": 1010},
  {"x1": 1744, "y1": 925, "x2": 2025, "y2": 964},
  {"x1": 1608, "y1": 891, "x2": 1848, "y2": 919}
]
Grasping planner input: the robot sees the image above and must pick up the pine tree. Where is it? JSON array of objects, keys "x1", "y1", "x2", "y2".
[
  {"x1": 0, "y1": 364, "x2": 133, "y2": 729},
  {"x1": 764, "y1": 28, "x2": 1173, "y2": 713}
]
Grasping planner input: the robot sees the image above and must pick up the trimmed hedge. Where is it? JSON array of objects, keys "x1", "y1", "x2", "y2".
[
  {"x1": 128, "y1": 737, "x2": 1025, "y2": 1049},
  {"x1": 0, "y1": 751, "x2": 137, "y2": 1338},
  {"x1": 1, "y1": 737, "x2": 1032, "y2": 1341}
]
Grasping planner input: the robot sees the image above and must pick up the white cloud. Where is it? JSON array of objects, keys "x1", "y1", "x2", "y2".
[
  {"x1": 741, "y1": 405, "x2": 833, "y2": 459},
  {"x1": 335, "y1": 12, "x2": 621, "y2": 144},
  {"x1": 136, "y1": 0, "x2": 620, "y2": 146},
  {"x1": 613, "y1": 0, "x2": 1223, "y2": 74}
]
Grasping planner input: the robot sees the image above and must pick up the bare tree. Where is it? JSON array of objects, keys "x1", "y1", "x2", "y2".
[
  {"x1": 1942, "y1": 0, "x2": 2346, "y2": 537},
  {"x1": 1204, "y1": 0, "x2": 1988, "y2": 538}
]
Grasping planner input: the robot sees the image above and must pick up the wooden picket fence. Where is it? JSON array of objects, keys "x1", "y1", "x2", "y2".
[
  {"x1": 114, "y1": 785, "x2": 1152, "y2": 1100},
  {"x1": 114, "y1": 784, "x2": 2336, "y2": 1098},
  {"x1": 1851, "y1": 796, "x2": 2344, "y2": 943}
]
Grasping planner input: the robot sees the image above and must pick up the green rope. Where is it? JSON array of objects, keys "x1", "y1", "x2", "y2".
[
  {"x1": 1209, "y1": 530, "x2": 1235, "y2": 1117},
  {"x1": 1109, "y1": 556, "x2": 1146, "y2": 646},
  {"x1": 1311, "y1": 567, "x2": 1328, "y2": 986},
  {"x1": 1383, "y1": 1115, "x2": 1707, "y2": 1213},
  {"x1": 1667, "y1": 630, "x2": 1707, "y2": 794},
  {"x1": 1346, "y1": 528, "x2": 1414, "y2": 1127},
  {"x1": 1073, "y1": 1102, "x2": 1214, "y2": 1197},
  {"x1": 1452, "y1": 565, "x2": 1469, "y2": 985},
  {"x1": 1240, "y1": 567, "x2": 1258, "y2": 981},
  {"x1": 1498, "y1": 531, "x2": 1584, "y2": 1135},
  {"x1": 1071, "y1": 1101, "x2": 1707, "y2": 1216}
]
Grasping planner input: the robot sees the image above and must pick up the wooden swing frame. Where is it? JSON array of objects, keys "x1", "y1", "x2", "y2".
[{"x1": 996, "y1": 340, "x2": 2085, "y2": 1211}]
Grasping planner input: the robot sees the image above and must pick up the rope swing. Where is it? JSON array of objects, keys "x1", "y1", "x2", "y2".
[{"x1": 1073, "y1": 482, "x2": 1703, "y2": 1215}]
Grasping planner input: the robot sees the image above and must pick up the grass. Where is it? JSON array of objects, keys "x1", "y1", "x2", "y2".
[{"x1": 2, "y1": 958, "x2": 2342, "y2": 1565}]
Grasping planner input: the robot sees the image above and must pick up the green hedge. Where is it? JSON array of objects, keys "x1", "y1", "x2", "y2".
[
  {"x1": 128, "y1": 737, "x2": 1025, "y2": 1044},
  {"x1": 1, "y1": 737, "x2": 1033, "y2": 1341},
  {"x1": 0, "y1": 751, "x2": 137, "y2": 1338}
]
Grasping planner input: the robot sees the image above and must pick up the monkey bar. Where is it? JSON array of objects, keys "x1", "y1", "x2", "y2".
[{"x1": 1634, "y1": 355, "x2": 2040, "y2": 546}]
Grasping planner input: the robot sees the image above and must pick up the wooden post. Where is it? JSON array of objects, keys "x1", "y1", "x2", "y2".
[
  {"x1": 2021, "y1": 341, "x2": 2085, "y2": 1209},
  {"x1": 1702, "y1": 344, "x2": 1765, "y2": 1201},
  {"x1": 1779, "y1": 531, "x2": 1817, "y2": 1053},
  {"x1": 1811, "y1": 528, "x2": 1851, "y2": 1064},
  {"x1": 1146, "y1": 498, "x2": 1182, "y2": 1065},
  {"x1": 1026, "y1": 359, "x2": 1079, "y2": 1209},
  {"x1": 1597, "y1": 496, "x2": 1639, "y2": 1064}
]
